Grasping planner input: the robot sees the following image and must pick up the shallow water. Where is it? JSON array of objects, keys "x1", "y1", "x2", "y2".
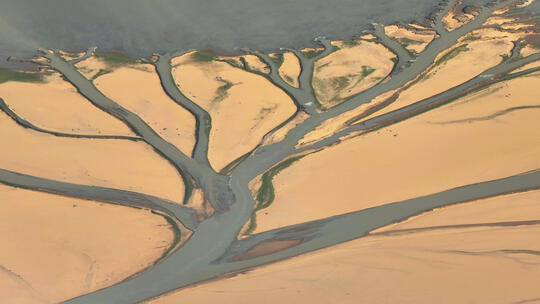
[{"x1": 0, "y1": 0, "x2": 445, "y2": 69}]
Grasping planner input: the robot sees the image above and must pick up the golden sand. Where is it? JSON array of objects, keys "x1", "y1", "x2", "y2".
[
  {"x1": 278, "y1": 52, "x2": 301, "y2": 88},
  {"x1": 171, "y1": 53, "x2": 296, "y2": 171},
  {"x1": 74, "y1": 57, "x2": 110, "y2": 80},
  {"x1": 0, "y1": 73, "x2": 133, "y2": 137},
  {"x1": 94, "y1": 65, "x2": 196, "y2": 155},
  {"x1": 442, "y1": 11, "x2": 474, "y2": 31},
  {"x1": 374, "y1": 191, "x2": 540, "y2": 233},
  {"x1": 521, "y1": 45, "x2": 540, "y2": 58},
  {"x1": 312, "y1": 41, "x2": 394, "y2": 108},
  {"x1": 0, "y1": 110, "x2": 185, "y2": 203},
  {"x1": 252, "y1": 72, "x2": 540, "y2": 233},
  {"x1": 369, "y1": 36, "x2": 514, "y2": 118},
  {"x1": 384, "y1": 25, "x2": 436, "y2": 54},
  {"x1": 0, "y1": 184, "x2": 174, "y2": 304}
]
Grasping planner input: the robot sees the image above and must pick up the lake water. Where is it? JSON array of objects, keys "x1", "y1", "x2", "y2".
[{"x1": 0, "y1": 0, "x2": 537, "y2": 69}]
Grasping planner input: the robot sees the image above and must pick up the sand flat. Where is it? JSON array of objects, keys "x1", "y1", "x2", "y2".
[
  {"x1": 0, "y1": 73, "x2": 133, "y2": 137},
  {"x1": 368, "y1": 37, "x2": 514, "y2": 118},
  {"x1": 0, "y1": 184, "x2": 174, "y2": 304},
  {"x1": 0, "y1": 111, "x2": 185, "y2": 203},
  {"x1": 172, "y1": 53, "x2": 296, "y2": 171},
  {"x1": 252, "y1": 72, "x2": 540, "y2": 233},
  {"x1": 94, "y1": 65, "x2": 196, "y2": 155},
  {"x1": 74, "y1": 57, "x2": 110, "y2": 80},
  {"x1": 148, "y1": 191, "x2": 540, "y2": 304},
  {"x1": 278, "y1": 52, "x2": 301, "y2": 87},
  {"x1": 374, "y1": 191, "x2": 540, "y2": 233},
  {"x1": 312, "y1": 41, "x2": 394, "y2": 108},
  {"x1": 384, "y1": 25, "x2": 436, "y2": 54},
  {"x1": 298, "y1": 89, "x2": 398, "y2": 146}
]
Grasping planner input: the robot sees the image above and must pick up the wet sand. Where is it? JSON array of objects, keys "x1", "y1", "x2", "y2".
[
  {"x1": 0, "y1": 184, "x2": 174, "y2": 304},
  {"x1": 171, "y1": 53, "x2": 296, "y2": 171},
  {"x1": 253, "y1": 71, "x2": 540, "y2": 233},
  {"x1": 148, "y1": 191, "x2": 540, "y2": 304}
]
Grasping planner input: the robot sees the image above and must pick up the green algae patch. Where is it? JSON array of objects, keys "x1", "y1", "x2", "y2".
[
  {"x1": 191, "y1": 51, "x2": 216, "y2": 62},
  {"x1": 243, "y1": 155, "x2": 305, "y2": 235},
  {"x1": 0, "y1": 69, "x2": 44, "y2": 84},
  {"x1": 94, "y1": 51, "x2": 139, "y2": 67},
  {"x1": 434, "y1": 44, "x2": 470, "y2": 67}
]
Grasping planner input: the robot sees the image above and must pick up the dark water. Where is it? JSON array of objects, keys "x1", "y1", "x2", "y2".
[
  {"x1": 0, "y1": 0, "x2": 442, "y2": 69},
  {"x1": 1, "y1": 0, "x2": 537, "y2": 69}
]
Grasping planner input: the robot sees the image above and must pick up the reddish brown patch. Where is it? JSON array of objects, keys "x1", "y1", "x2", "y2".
[{"x1": 232, "y1": 239, "x2": 303, "y2": 261}]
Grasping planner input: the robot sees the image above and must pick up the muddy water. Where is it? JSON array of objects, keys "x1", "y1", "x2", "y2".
[{"x1": 0, "y1": 0, "x2": 446, "y2": 69}]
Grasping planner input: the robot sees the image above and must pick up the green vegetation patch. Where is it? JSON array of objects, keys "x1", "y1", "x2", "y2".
[
  {"x1": 191, "y1": 50, "x2": 216, "y2": 62},
  {"x1": 395, "y1": 37, "x2": 423, "y2": 47},
  {"x1": 243, "y1": 155, "x2": 305, "y2": 235},
  {"x1": 361, "y1": 65, "x2": 375, "y2": 77},
  {"x1": 302, "y1": 49, "x2": 325, "y2": 59},
  {"x1": 463, "y1": 34, "x2": 481, "y2": 41},
  {"x1": 90, "y1": 68, "x2": 113, "y2": 81},
  {"x1": 219, "y1": 58, "x2": 243, "y2": 69},
  {"x1": 94, "y1": 51, "x2": 138, "y2": 67},
  {"x1": 269, "y1": 53, "x2": 284, "y2": 67},
  {"x1": 342, "y1": 40, "x2": 360, "y2": 48},
  {"x1": 0, "y1": 69, "x2": 44, "y2": 84},
  {"x1": 282, "y1": 74, "x2": 295, "y2": 84},
  {"x1": 239, "y1": 57, "x2": 249, "y2": 70},
  {"x1": 500, "y1": 53, "x2": 512, "y2": 62},
  {"x1": 212, "y1": 77, "x2": 234, "y2": 103},
  {"x1": 433, "y1": 44, "x2": 470, "y2": 67},
  {"x1": 330, "y1": 75, "x2": 351, "y2": 91}
]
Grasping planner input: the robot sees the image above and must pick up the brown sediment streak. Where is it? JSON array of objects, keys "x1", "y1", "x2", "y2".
[
  {"x1": 0, "y1": 97, "x2": 142, "y2": 141},
  {"x1": 0, "y1": 264, "x2": 45, "y2": 302},
  {"x1": 0, "y1": 168, "x2": 197, "y2": 230},
  {"x1": 370, "y1": 219, "x2": 540, "y2": 236},
  {"x1": 277, "y1": 222, "x2": 322, "y2": 235},
  {"x1": 429, "y1": 105, "x2": 540, "y2": 124},
  {"x1": 446, "y1": 249, "x2": 540, "y2": 256},
  {"x1": 232, "y1": 239, "x2": 303, "y2": 261}
]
